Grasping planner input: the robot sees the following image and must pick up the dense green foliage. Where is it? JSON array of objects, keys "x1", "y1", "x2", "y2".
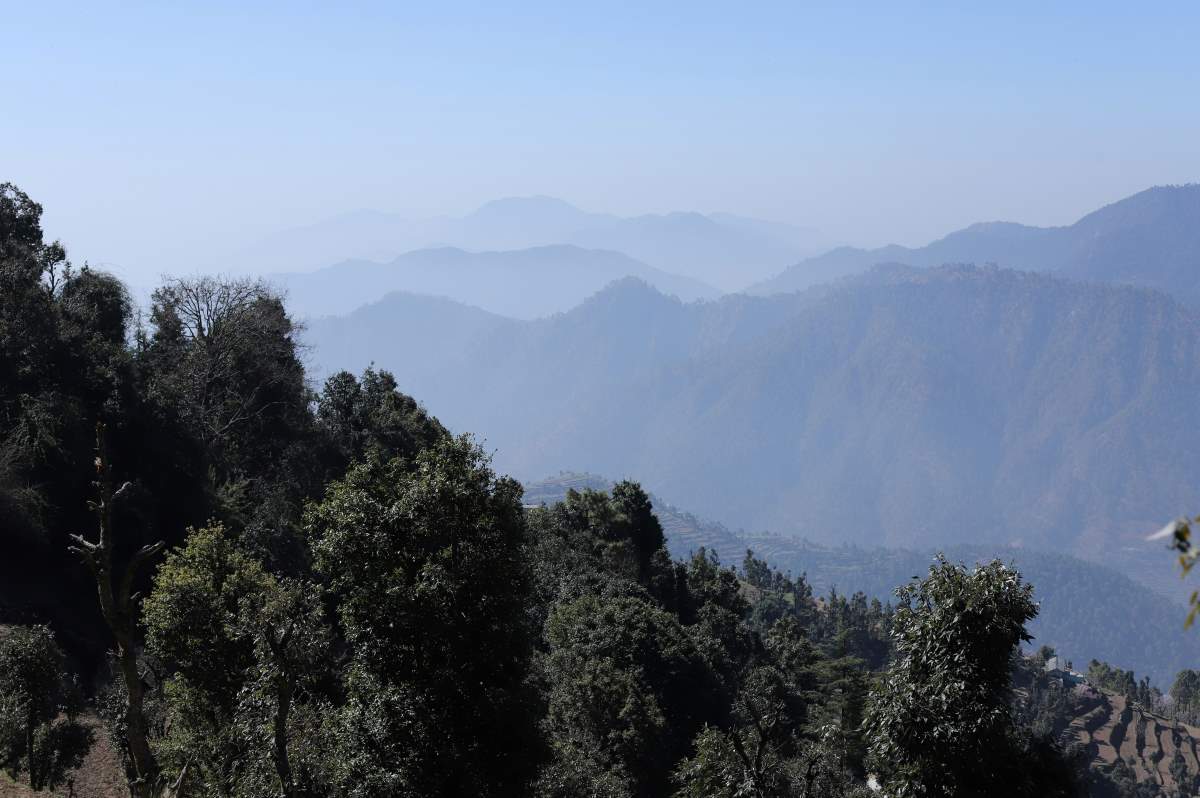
[
  {"x1": 310, "y1": 437, "x2": 535, "y2": 796},
  {"x1": 1085, "y1": 661, "x2": 1161, "y2": 710},
  {"x1": 529, "y1": 473, "x2": 1200, "y2": 687},
  {"x1": 525, "y1": 489, "x2": 893, "y2": 798},
  {"x1": 863, "y1": 558, "x2": 1075, "y2": 798},
  {"x1": 0, "y1": 625, "x2": 92, "y2": 791},
  {"x1": 1171, "y1": 669, "x2": 1200, "y2": 725}
]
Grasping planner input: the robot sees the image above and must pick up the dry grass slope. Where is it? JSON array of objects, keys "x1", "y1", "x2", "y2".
[{"x1": 1066, "y1": 687, "x2": 1200, "y2": 790}]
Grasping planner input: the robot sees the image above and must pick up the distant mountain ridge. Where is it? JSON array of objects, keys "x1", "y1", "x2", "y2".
[
  {"x1": 565, "y1": 210, "x2": 824, "y2": 290},
  {"x1": 751, "y1": 184, "x2": 1200, "y2": 301},
  {"x1": 237, "y1": 195, "x2": 829, "y2": 292},
  {"x1": 305, "y1": 265, "x2": 1200, "y2": 599},
  {"x1": 273, "y1": 244, "x2": 718, "y2": 320}
]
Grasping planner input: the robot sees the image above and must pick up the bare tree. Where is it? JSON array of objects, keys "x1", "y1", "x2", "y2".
[
  {"x1": 147, "y1": 276, "x2": 306, "y2": 478},
  {"x1": 69, "y1": 422, "x2": 163, "y2": 798}
]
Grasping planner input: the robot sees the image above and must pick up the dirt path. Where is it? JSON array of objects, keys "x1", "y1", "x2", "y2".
[{"x1": 0, "y1": 717, "x2": 127, "y2": 798}]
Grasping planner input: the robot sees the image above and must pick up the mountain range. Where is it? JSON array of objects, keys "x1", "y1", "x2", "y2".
[
  {"x1": 239, "y1": 195, "x2": 828, "y2": 292},
  {"x1": 273, "y1": 244, "x2": 718, "y2": 320},
  {"x1": 751, "y1": 184, "x2": 1200, "y2": 301},
  {"x1": 304, "y1": 264, "x2": 1200, "y2": 598}
]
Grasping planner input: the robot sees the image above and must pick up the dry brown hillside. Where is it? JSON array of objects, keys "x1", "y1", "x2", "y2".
[{"x1": 1063, "y1": 684, "x2": 1200, "y2": 791}]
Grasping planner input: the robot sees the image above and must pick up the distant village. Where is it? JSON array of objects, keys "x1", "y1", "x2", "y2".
[{"x1": 1044, "y1": 655, "x2": 1088, "y2": 687}]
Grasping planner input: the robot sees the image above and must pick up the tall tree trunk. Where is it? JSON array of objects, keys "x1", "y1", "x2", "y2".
[
  {"x1": 69, "y1": 422, "x2": 165, "y2": 798},
  {"x1": 272, "y1": 677, "x2": 295, "y2": 798},
  {"x1": 115, "y1": 622, "x2": 156, "y2": 795},
  {"x1": 26, "y1": 710, "x2": 37, "y2": 790}
]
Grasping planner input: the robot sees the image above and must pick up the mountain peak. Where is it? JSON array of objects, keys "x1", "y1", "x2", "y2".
[
  {"x1": 574, "y1": 276, "x2": 681, "y2": 315},
  {"x1": 468, "y1": 195, "x2": 588, "y2": 218},
  {"x1": 624, "y1": 210, "x2": 720, "y2": 230},
  {"x1": 589, "y1": 274, "x2": 667, "y2": 298}
]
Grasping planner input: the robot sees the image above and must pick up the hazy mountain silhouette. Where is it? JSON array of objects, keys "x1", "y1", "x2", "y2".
[
  {"x1": 302, "y1": 290, "x2": 515, "y2": 389},
  {"x1": 445, "y1": 196, "x2": 616, "y2": 251},
  {"x1": 235, "y1": 196, "x2": 827, "y2": 289},
  {"x1": 275, "y1": 244, "x2": 718, "y2": 319},
  {"x1": 236, "y1": 208, "x2": 428, "y2": 275},
  {"x1": 567, "y1": 211, "x2": 827, "y2": 290},
  {"x1": 305, "y1": 265, "x2": 1200, "y2": 591},
  {"x1": 751, "y1": 184, "x2": 1200, "y2": 301}
]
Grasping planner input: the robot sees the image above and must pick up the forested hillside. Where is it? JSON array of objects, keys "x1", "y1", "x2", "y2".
[
  {"x1": 526, "y1": 474, "x2": 1200, "y2": 687},
  {"x1": 307, "y1": 266, "x2": 1200, "y2": 593},
  {"x1": 752, "y1": 184, "x2": 1200, "y2": 300}
]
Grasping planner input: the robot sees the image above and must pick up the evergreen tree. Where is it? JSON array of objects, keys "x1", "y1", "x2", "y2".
[
  {"x1": 0, "y1": 624, "x2": 93, "y2": 791},
  {"x1": 863, "y1": 556, "x2": 1067, "y2": 797},
  {"x1": 310, "y1": 435, "x2": 535, "y2": 796}
]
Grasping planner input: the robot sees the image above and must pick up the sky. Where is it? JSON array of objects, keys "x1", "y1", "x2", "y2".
[{"x1": 4, "y1": 1, "x2": 1200, "y2": 285}]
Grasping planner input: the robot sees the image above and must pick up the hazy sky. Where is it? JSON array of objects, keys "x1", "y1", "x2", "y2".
[{"x1": 4, "y1": 1, "x2": 1199, "y2": 285}]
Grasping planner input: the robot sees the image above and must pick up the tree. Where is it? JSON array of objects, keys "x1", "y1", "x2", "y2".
[
  {"x1": 532, "y1": 483, "x2": 670, "y2": 590},
  {"x1": 610, "y1": 481, "x2": 666, "y2": 579},
  {"x1": 1169, "y1": 749, "x2": 1192, "y2": 796},
  {"x1": 1087, "y1": 660, "x2": 1141, "y2": 705},
  {"x1": 1171, "y1": 670, "x2": 1200, "y2": 724},
  {"x1": 145, "y1": 276, "x2": 309, "y2": 486},
  {"x1": 142, "y1": 524, "x2": 270, "y2": 793},
  {"x1": 538, "y1": 592, "x2": 710, "y2": 798},
  {"x1": 143, "y1": 524, "x2": 333, "y2": 798},
  {"x1": 232, "y1": 577, "x2": 332, "y2": 798},
  {"x1": 316, "y1": 366, "x2": 447, "y2": 469},
  {"x1": 310, "y1": 435, "x2": 535, "y2": 796},
  {"x1": 863, "y1": 556, "x2": 1046, "y2": 798},
  {"x1": 0, "y1": 183, "x2": 64, "y2": 415},
  {"x1": 672, "y1": 665, "x2": 803, "y2": 798},
  {"x1": 1, "y1": 183, "x2": 72, "y2": 568},
  {"x1": 0, "y1": 625, "x2": 93, "y2": 791},
  {"x1": 68, "y1": 422, "x2": 165, "y2": 797},
  {"x1": 141, "y1": 275, "x2": 322, "y2": 574},
  {"x1": 671, "y1": 612, "x2": 868, "y2": 798}
]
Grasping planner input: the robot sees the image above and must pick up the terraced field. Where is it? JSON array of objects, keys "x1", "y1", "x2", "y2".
[{"x1": 1064, "y1": 685, "x2": 1200, "y2": 790}]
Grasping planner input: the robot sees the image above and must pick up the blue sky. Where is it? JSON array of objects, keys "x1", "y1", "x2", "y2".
[{"x1": 4, "y1": 1, "x2": 1199, "y2": 283}]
